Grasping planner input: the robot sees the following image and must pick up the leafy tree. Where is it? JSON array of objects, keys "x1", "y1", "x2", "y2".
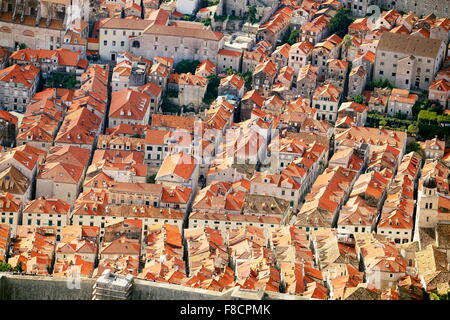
[
  {"x1": 131, "y1": 133, "x2": 142, "y2": 138},
  {"x1": 418, "y1": 110, "x2": 438, "y2": 124},
  {"x1": 379, "y1": 119, "x2": 388, "y2": 128},
  {"x1": 343, "y1": 34, "x2": 353, "y2": 48},
  {"x1": 147, "y1": 174, "x2": 157, "y2": 184},
  {"x1": 181, "y1": 15, "x2": 195, "y2": 21},
  {"x1": 412, "y1": 100, "x2": 431, "y2": 117},
  {"x1": 18, "y1": 43, "x2": 27, "y2": 50},
  {"x1": 352, "y1": 94, "x2": 364, "y2": 104},
  {"x1": 366, "y1": 79, "x2": 394, "y2": 90},
  {"x1": 285, "y1": 29, "x2": 300, "y2": 45},
  {"x1": 430, "y1": 291, "x2": 449, "y2": 300},
  {"x1": 407, "y1": 124, "x2": 419, "y2": 136},
  {"x1": 203, "y1": 74, "x2": 221, "y2": 105},
  {"x1": 214, "y1": 13, "x2": 227, "y2": 22},
  {"x1": 0, "y1": 262, "x2": 13, "y2": 272},
  {"x1": 406, "y1": 141, "x2": 421, "y2": 153},
  {"x1": 240, "y1": 72, "x2": 253, "y2": 90},
  {"x1": 46, "y1": 73, "x2": 79, "y2": 89},
  {"x1": 161, "y1": 97, "x2": 181, "y2": 114},
  {"x1": 200, "y1": 18, "x2": 211, "y2": 26},
  {"x1": 174, "y1": 60, "x2": 200, "y2": 74},
  {"x1": 329, "y1": 8, "x2": 354, "y2": 37},
  {"x1": 428, "y1": 103, "x2": 443, "y2": 114},
  {"x1": 247, "y1": 5, "x2": 259, "y2": 24}
]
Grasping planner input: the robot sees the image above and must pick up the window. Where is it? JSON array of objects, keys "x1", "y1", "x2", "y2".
[{"x1": 104, "y1": 40, "x2": 107, "y2": 46}]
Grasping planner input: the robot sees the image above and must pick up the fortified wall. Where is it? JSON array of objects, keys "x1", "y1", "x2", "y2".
[
  {"x1": 374, "y1": 0, "x2": 450, "y2": 16},
  {"x1": 0, "y1": 274, "x2": 309, "y2": 300}
]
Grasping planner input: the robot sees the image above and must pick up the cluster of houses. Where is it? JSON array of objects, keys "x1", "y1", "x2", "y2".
[{"x1": 0, "y1": 0, "x2": 449, "y2": 300}]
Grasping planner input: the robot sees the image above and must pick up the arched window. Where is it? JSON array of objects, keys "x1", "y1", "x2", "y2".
[{"x1": 132, "y1": 40, "x2": 140, "y2": 48}]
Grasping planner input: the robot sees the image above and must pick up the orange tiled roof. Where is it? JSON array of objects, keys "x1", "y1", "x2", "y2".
[{"x1": 0, "y1": 64, "x2": 39, "y2": 87}]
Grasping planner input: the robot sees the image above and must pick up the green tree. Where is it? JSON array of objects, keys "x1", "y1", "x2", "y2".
[
  {"x1": 200, "y1": 17, "x2": 211, "y2": 26},
  {"x1": 352, "y1": 94, "x2": 364, "y2": 104},
  {"x1": 430, "y1": 291, "x2": 449, "y2": 300},
  {"x1": 18, "y1": 43, "x2": 27, "y2": 50},
  {"x1": 0, "y1": 262, "x2": 13, "y2": 272},
  {"x1": 213, "y1": 13, "x2": 227, "y2": 22},
  {"x1": 161, "y1": 97, "x2": 181, "y2": 114},
  {"x1": 247, "y1": 5, "x2": 259, "y2": 24},
  {"x1": 343, "y1": 34, "x2": 353, "y2": 48},
  {"x1": 406, "y1": 141, "x2": 421, "y2": 153},
  {"x1": 131, "y1": 133, "x2": 142, "y2": 138},
  {"x1": 285, "y1": 29, "x2": 300, "y2": 45},
  {"x1": 412, "y1": 100, "x2": 430, "y2": 116},
  {"x1": 13, "y1": 262, "x2": 22, "y2": 272},
  {"x1": 366, "y1": 79, "x2": 394, "y2": 90},
  {"x1": 379, "y1": 119, "x2": 388, "y2": 128},
  {"x1": 407, "y1": 123, "x2": 419, "y2": 136},
  {"x1": 203, "y1": 74, "x2": 221, "y2": 105},
  {"x1": 147, "y1": 174, "x2": 157, "y2": 184},
  {"x1": 329, "y1": 8, "x2": 354, "y2": 37},
  {"x1": 241, "y1": 72, "x2": 253, "y2": 90},
  {"x1": 174, "y1": 60, "x2": 200, "y2": 74},
  {"x1": 181, "y1": 14, "x2": 195, "y2": 21}
]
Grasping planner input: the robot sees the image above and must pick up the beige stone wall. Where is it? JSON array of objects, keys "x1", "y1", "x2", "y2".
[
  {"x1": 36, "y1": 180, "x2": 79, "y2": 204},
  {"x1": 374, "y1": 43, "x2": 446, "y2": 91},
  {"x1": 131, "y1": 34, "x2": 223, "y2": 65},
  {"x1": 0, "y1": 22, "x2": 64, "y2": 50}
]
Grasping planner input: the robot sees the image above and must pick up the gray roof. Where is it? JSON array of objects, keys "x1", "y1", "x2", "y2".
[{"x1": 377, "y1": 32, "x2": 444, "y2": 59}]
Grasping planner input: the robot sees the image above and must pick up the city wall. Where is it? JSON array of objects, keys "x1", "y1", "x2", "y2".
[{"x1": 0, "y1": 274, "x2": 308, "y2": 300}]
